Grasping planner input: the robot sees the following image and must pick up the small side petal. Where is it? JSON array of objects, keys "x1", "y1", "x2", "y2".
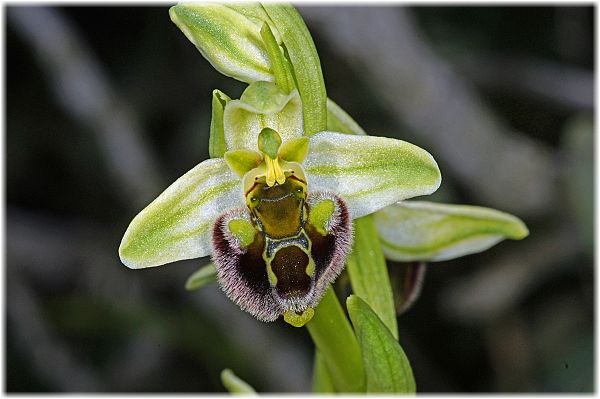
[
  {"x1": 119, "y1": 159, "x2": 243, "y2": 269},
  {"x1": 374, "y1": 201, "x2": 529, "y2": 262},
  {"x1": 304, "y1": 131, "x2": 441, "y2": 219}
]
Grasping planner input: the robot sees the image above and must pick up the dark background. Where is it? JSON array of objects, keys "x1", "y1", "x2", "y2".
[{"x1": 6, "y1": 5, "x2": 594, "y2": 393}]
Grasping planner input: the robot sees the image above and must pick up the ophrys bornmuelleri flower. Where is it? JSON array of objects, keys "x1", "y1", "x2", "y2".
[{"x1": 118, "y1": 81, "x2": 441, "y2": 325}]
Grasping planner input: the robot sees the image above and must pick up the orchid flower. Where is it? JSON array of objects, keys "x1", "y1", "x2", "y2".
[
  {"x1": 119, "y1": 80, "x2": 441, "y2": 325},
  {"x1": 118, "y1": 3, "x2": 530, "y2": 392},
  {"x1": 119, "y1": 3, "x2": 529, "y2": 332}
]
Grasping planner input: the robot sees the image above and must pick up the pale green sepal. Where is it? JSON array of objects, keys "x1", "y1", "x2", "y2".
[
  {"x1": 210, "y1": 89, "x2": 231, "y2": 159},
  {"x1": 375, "y1": 201, "x2": 529, "y2": 262},
  {"x1": 185, "y1": 263, "x2": 217, "y2": 290},
  {"x1": 347, "y1": 295, "x2": 416, "y2": 394},
  {"x1": 119, "y1": 158, "x2": 243, "y2": 269},
  {"x1": 169, "y1": 4, "x2": 273, "y2": 83},
  {"x1": 304, "y1": 131, "x2": 441, "y2": 219},
  {"x1": 224, "y1": 149, "x2": 262, "y2": 178},
  {"x1": 326, "y1": 98, "x2": 367, "y2": 135},
  {"x1": 312, "y1": 350, "x2": 336, "y2": 393},
  {"x1": 262, "y1": 4, "x2": 327, "y2": 135},
  {"x1": 221, "y1": 369, "x2": 257, "y2": 394},
  {"x1": 224, "y1": 82, "x2": 303, "y2": 152},
  {"x1": 278, "y1": 137, "x2": 309, "y2": 163},
  {"x1": 239, "y1": 81, "x2": 289, "y2": 113}
]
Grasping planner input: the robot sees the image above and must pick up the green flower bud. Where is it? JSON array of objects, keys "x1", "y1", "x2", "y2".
[{"x1": 169, "y1": 3, "x2": 274, "y2": 83}]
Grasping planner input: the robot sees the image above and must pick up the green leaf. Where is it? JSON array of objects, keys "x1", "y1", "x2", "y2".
[
  {"x1": 119, "y1": 159, "x2": 243, "y2": 269},
  {"x1": 306, "y1": 286, "x2": 365, "y2": 393},
  {"x1": 347, "y1": 216, "x2": 398, "y2": 338},
  {"x1": 223, "y1": 82, "x2": 303, "y2": 152},
  {"x1": 347, "y1": 295, "x2": 416, "y2": 393},
  {"x1": 374, "y1": 201, "x2": 529, "y2": 262},
  {"x1": 312, "y1": 350, "x2": 336, "y2": 393},
  {"x1": 185, "y1": 263, "x2": 217, "y2": 290},
  {"x1": 220, "y1": 369, "x2": 257, "y2": 394},
  {"x1": 304, "y1": 131, "x2": 441, "y2": 219},
  {"x1": 169, "y1": 4, "x2": 273, "y2": 83},
  {"x1": 262, "y1": 4, "x2": 327, "y2": 135},
  {"x1": 209, "y1": 89, "x2": 231, "y2": 159},
  {"x1": 326, "y1": 98, "x2": 367, "y2": 135}
]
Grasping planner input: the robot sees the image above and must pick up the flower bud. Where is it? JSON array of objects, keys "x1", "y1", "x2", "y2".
[{"x1": 170, "y1": 3, "x2": 275, "y2": 83}]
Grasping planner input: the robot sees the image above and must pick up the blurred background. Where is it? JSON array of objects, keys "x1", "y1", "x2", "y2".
[{"x1": 5, "y1": 5, "x2": 594, "y2": 393}]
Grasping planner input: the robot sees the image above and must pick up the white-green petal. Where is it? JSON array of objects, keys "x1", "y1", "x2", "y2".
[
  {"x1": 119, "y1": 159, "x2": 243, "y2": 269},
  {"x1": 169, "y1": 4, "x2": 273, "y2": 83},
  {"x1": 374, "y1": 201, "x2": 529, "y2": 262},
  {"x1": 304, "y1": 131, "x2": 441, "y2": 219},
  {"x1": 224, "y1": 85, "x2": 303, "y2": 152}
]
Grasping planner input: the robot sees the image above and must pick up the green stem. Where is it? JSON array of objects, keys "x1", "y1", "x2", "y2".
[
  {"x1": 306, "y1": 286, "x2": 365, "y2": 393},
  {"x1": 311, "y1": 350, "x2": 335, "y2": 393},
  {"x1": 347, "y1": 216, "x2": 398, "y2": 339}
]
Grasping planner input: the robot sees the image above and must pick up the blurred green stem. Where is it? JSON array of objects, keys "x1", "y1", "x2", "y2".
[{"x1": 306, "y1": 287, "x2": 365, "y2": 392}]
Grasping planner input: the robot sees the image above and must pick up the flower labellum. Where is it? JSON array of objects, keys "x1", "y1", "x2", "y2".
[{"x1": 214, "y1": 128, "x2": 352, "y2": 325}]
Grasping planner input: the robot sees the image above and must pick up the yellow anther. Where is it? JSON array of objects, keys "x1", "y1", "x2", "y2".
[{"x1": 264, "y1": 155, "x2": 286, "y2": 186}]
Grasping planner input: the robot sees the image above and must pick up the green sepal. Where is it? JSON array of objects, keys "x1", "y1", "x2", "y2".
[
  {"x1": 304, "y1": 131, "x2": 441, "y2": 219},
  {"x1": 347, "y1": 295, "x2": 416, "y2": 394},
  {"x1": 278, "y1": 136, "x2": 309, "y2": 163},
  {"x1": 169, "y1": 4, "x2": 273, "y2": 83},
  {"x1": 220, "y1": 369, "x2": 257, "y2": 394},
  {"x1": 119, "y1": 159, "x2": 243, "y2": 269},
  {"x1": 239, "y1": 81, "x2": 289, "y2": 113},
  {"x1": 347, "y1": 216, "x2": 398, "y2": 338},
  {"x1": 228, "y1": 218, "x2": 257, "y2": 249},
  {"x1": 224, "y1": 82, "x2": 303, "y2": 152},
  {"x1": 209, "y1": 89, "x2": 231, "y2": 159},
  {"x1": 374, "y1": 201, "x2": 529, "y2": 262},
  {"x1": 185, "y1": 263, "x2": 217, "y2": 290},
  {"x1": 224, "y1": 149, "x2": 262, "y2": 178}
]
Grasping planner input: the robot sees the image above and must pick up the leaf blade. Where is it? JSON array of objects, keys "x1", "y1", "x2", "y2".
[
  {"x1": 185, "y1": 263, "x2": 217, "y2": 290},
  {"x1": 347, "y1": 295, "x2": 416, "y2": 393},
  {"x1": 221, "y1": 369, "x2": 257, "y2": 394}
]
